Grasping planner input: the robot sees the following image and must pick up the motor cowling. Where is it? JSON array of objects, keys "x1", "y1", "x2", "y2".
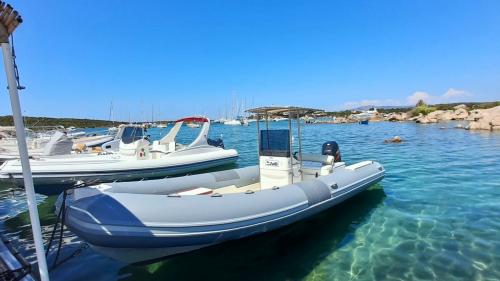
[
  {"x1": 208, "y1": 138, "x2": 224, "y2": 149},
  {"x1": 322, "y1": 141, "x2": 341, "y2": 162}
]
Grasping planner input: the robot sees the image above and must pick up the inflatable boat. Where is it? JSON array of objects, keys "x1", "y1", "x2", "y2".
[
  {"x1": 0, "y1": 117, "x2": 237, "y2": 188},
  {"x1": 63, "y1": 107, "x2": 385, "y2": 263}
]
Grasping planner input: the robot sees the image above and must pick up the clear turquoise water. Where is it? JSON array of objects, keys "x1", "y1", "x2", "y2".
[{"x1": 1, "y1": 121, "x2": 500, "y2": 281}]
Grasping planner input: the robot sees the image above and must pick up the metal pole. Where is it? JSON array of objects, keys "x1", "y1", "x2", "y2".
[
  {"x1": 256, "y1": 113, "x2": 260, "y2": 155},
  {"x1": 1, "y1": 42, "x2": 50, "y2": 281},
  {"x1": 297, "y1": 111, "x2": 303, "y2": 181},
  {"x1": 288, "y1": 110, "x2": 293, "y2": 183},
  {"x1": 255, "y1": 113, "x2": 261, "y2": 190},
  {"x1": 265, "y1": 113, "x2": 270, "y2": 153}
]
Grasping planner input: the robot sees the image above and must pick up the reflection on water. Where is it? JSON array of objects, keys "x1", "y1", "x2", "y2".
[
  {"x1": 120, "y1": 186, "x2": 386, "y2": 281},
  {"x1": 1, "y1": 121, "x2": 500, "y2": 281}
]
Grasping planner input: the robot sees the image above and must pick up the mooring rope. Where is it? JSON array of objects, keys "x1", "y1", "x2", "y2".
[
  {"x1": 44, "y1": 180, "x2": 98, "y2": 271},
  {"x1": 9, "y1": 34, "x2": 24, "y2": 90}
]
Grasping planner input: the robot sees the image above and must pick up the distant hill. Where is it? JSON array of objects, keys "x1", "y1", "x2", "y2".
[
  {"x1": 352, "y1": 105, "x2": 412, "y2": 111},
  {"x1": 0, "y1": 115, "x2": 126, "y2": 128}
]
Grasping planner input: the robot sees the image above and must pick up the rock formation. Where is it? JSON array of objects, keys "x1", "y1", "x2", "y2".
[{"x1": 466, "y1": 106, "x2": 500, "y2": 131}]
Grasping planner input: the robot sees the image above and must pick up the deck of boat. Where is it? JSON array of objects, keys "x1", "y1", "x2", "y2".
[{"x1": 215, "y1": 182, "x2": 262, "y2": 194}]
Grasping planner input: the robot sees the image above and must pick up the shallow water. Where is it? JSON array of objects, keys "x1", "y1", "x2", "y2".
[{"x1": 1, "y1": 121, "x2": 500, "y2": 281}]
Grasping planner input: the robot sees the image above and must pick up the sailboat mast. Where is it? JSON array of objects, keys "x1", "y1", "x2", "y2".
[{"x1": 109, "y1": 100, "x2": 114, "y2": 125}]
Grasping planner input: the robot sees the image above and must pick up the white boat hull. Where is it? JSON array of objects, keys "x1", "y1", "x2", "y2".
[{"x1": 0, "y1": 148, "x2": 238, "y2": 188}]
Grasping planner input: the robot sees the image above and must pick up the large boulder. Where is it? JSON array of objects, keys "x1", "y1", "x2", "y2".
[
  {"x1": 386, "y1": 112, "x2": 409, "y2": 122},
  {"x1": 416, "y1": 116, "x2": 438, "y2": 124},
  {"x1": 466, "y1": 109, "x2": 484, "y2": 121},
  {"x1": 491, "y1": 116, "x2": 500, "y2": 127},
  {"x1": 466, "y1": 105, "x2": 500, "y2": 130},
  {"x1": 427, "y1": 110, "x2": 455, "y2": 121},
  {"x1": 453, "y1": 104, "x2": 468, "y2": 110},
  {"x1": 467, "y1": 120, "x2": 491, "y2": 130},
  {"x1": 453, "y1": 108, "x2": 469, "y2": 119}
]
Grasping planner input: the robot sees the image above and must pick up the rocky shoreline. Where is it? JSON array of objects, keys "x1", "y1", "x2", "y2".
[{"x1": 325, "y1": 104, "x2": 500, "y2": 131}]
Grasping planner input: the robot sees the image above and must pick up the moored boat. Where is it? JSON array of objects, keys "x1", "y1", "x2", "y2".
[
  {"x1": 62, "y1": 107, "x2": 384, "y2": 263},
  {"x1": 0, "y1": 117, "x2": 237, "y2": 190},
  {"x1": 223, "y1": 119, "x2": 242, "y2": 125}
]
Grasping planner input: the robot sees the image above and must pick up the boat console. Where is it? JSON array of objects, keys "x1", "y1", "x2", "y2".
[
  {"x1": 259, "y1": 129, "x2": 293, "y2": 189},
  {"x1": 258, "y1": 129, "x2": 344, "y2": 187}
]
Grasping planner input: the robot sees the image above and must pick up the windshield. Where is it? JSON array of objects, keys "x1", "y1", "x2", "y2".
[
  {"x1": 121, "y1": 127, "x2": 145, "y2": 144},
  {"x1": 259, "y1": 129, "x2": 290, "y2": 157}
]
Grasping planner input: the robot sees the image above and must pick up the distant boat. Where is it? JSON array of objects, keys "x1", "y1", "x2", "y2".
[
  {"x1": 353, "y1": 108, "x2": 378, "y2": 120},
  {"x1": 359, "y1": 120, "x2": 369, "y2": 125},
  {"x1": 224, "y1": 119, "x2": 242, "y2": 126}
]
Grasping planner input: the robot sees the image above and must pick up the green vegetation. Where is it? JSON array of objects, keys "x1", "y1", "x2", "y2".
[
  {"x1": 411, "y1": 99, "x2": 436, "y2": 116},
  {"x1": 375, "y1": 107, "x2": 412, "y2": 114},
  {"x1": 0, "y1": 116, "x2": 125, "y2": 128},
  {"x1": 324, "y1": 110, "x2": 353, "y2": 117},
  {"x1": 433, "y1": 101, "x2": 500, "y2": 111}
]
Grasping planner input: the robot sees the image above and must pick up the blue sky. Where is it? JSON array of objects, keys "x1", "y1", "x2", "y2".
[{"x1": 1, "y1": 0, "x2": 499, "y2": 121}]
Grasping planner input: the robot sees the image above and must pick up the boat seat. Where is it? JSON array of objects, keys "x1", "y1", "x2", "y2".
[
  {"x1": 119, "y1": 139, "x2": 151, "y2": 159},
  {"x1": 301, "y1": 165, "x2": 332, "y2": 177},
  {"x1": 299, "y1": 153, "x2": 334, "y2": 165},
  {"x1": 294, "y1": 153, "x2": 334, "y2": 177},
  {"x1": 151, "y1": 140, "x2": 175, "y2": 153}
]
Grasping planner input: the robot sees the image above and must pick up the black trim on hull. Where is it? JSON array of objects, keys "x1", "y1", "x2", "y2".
[{"x1": 1, "y1": 156, "x2": 239, "y2": 178}]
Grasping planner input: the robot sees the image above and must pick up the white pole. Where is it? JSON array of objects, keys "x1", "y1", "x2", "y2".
[{"x1": 1, "y1": 42, "x2": 50, "y2": 281}]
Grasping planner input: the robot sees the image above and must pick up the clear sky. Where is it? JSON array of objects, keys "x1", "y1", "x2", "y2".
[{"x1": 1, "y1": 0, "x2": 499, "y2": 121}]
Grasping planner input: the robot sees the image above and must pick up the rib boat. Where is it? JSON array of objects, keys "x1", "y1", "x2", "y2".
[
  {"x1": 0, "y1": 117, "x2": 238, "y2": 188},
  {"x1": 62, "y1": 107, "x2": 385, "y2": 263}
]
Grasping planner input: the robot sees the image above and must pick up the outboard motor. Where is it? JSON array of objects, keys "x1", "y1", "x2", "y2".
[
  {"x1": 208, "y1": 138, "x2": 224, "y2": 149},
  {"x1": 322, "y1": 141, "x2": 341, "y2": 162}
]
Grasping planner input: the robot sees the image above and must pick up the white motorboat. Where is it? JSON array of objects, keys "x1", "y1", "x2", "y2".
[
  {"x1": 0, "y1": 117, "x2": 238, "y2": 189},
  {"x1": 0, "y1": 126, "x2": 69, "y2": 162},
  {"x1": 0, "y1": 125, "x2": 119, "y2": 162},
  {"x1": 353, "y1": 107, "x2": 378, "y2": 120},
  {"x1": 223, "y1": 119, "x2": 242, "y2": 126},
  {"x1": 62, "y1": 107, "x2": 384, "y2": 263}
]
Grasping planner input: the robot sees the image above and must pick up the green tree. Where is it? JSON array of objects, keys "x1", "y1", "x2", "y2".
[{"x1": 416, "y1": 99, "x2": 426, "y2": 107}]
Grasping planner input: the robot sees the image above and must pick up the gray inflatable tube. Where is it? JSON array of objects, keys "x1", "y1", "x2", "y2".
[{"x1": 65, "y1": 161, "x2": 384, "y2": 263}]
